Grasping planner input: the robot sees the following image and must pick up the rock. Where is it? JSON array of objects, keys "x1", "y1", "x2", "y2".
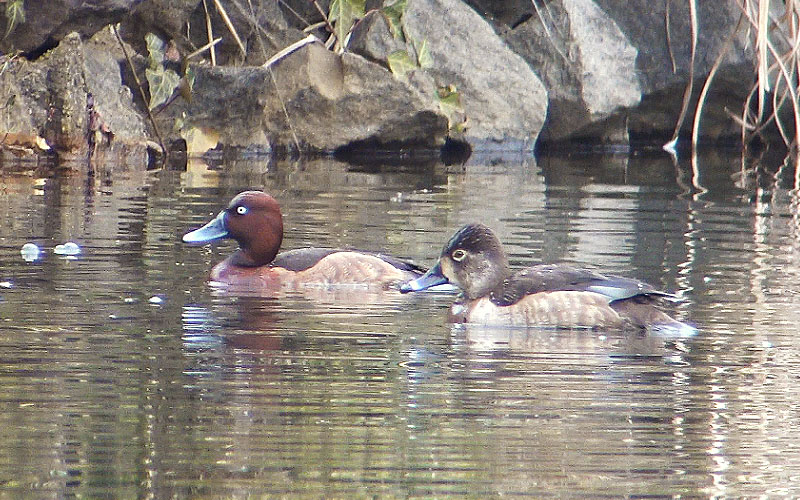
[
  {"x1": 403, "y1": 0, "x2": 548, "y2": 148},
  {"x1": 121, "y1": 0, "x2": 306, "y2": 66},
  {"x1": 182, "y1": 40, "x2": 448, "y2": 152},
  {"x1": 503, "y1": 0, "x2": 757, "y2": 144},
  {"x1": 0, "y1": 0, "x2": 139, "y2": 55},
  {"x1": 0, "y1": 30, "x2": 149, "y2": 163},
  {"x1": 347, "y1": 9, "x2": 406, "y2": 67},
  {"x1": 462, "y1": 0, "x2": 534, "y2": 29}
]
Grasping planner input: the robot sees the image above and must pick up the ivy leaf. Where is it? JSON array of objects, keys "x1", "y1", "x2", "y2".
[
  {"x1": 145, "y1": 32, "x2": 166, "y2": 69},
  {"x1": 437, "y1": 85, "x2": 467, "y2": 132},
  {"x1": 387, "y1": 50, "x2": 416, "y2": 80},
  {"x1": 329, "y1": 0, "x2": 365, "y2": 50},
  {"x1": 381, "y1": 0, "x2": 407, "y2": 40},
  {"x1": 416, "y1": 39, "x2": 432, "y2": 68},
  {"x1": 145, "y1": 67, "x2": 180, "y2": 109},
  {"x1": 3, "y1": 0, "x2": 25, "y2": 40}
]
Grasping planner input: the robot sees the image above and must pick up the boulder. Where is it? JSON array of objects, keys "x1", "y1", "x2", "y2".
[
  {"x1": 181, "y1": 40, "x2": 449, "y2": 152},
  {"x1": 0, "y1": 30, "x2": 149, "y2": 163},
  {"x1": 0, "y1": 0, "x2": 140, "y2": 56},
  {"x1": 347, "y1": 9, "x2": 406, "y2": 67},
  {"x1": 121, "y1": 0, "x2": 306, "y2": 66},
  {"x1": 402, "y1": 0, "x2": 548, "y2": 148},
  {"x1": 502, "y1": 0, "x2": 757, "y2": 144}
]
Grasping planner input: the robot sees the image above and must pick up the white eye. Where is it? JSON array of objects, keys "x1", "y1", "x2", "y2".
[
  {"x1": 452, "y1": 249, "x2": 467, "y2": 262},
  {"x1": 235, "y1": 206, "x2": 248, "y2": 215}
]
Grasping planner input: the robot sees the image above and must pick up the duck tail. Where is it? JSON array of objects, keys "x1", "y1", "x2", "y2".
[
  {"x1": 648, "y1": 317, "x2": 698, "y2": 338},
  {"x1": 611, "y1": 299, "x2": 697, "y2": 337}
]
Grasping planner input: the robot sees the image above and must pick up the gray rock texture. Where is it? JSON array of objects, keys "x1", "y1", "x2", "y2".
[
  {"x1": 0, "y1": 0, "x2": 784, "y2": 155},
  {"x1": 183, "y1": 41, "x2": 448, "y2": 152},
  {"x1": 0, "y1": 0, "x2": 140, "y2": 55},
  {"x1": 1, "y1": 30, "x2": 148, "y2": 162},
  {"x1": 502, "y1": 0, "x2": 756, "y2": 143},
  {"x1": 403, "y1": 0, "x2": 548, "y2": 147}
]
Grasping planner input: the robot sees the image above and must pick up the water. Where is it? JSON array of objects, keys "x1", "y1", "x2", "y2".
[{"x1": 1, "y1": 150, "x2": 800, "y2": 497}]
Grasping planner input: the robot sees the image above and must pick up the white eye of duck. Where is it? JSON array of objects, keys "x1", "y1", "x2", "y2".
[
  {"x1": 451, "y1": 249, "x2": 467, "y2": 262},
  {"x1": 235, "y1": 206, "x2": 248, "y2": 215}
]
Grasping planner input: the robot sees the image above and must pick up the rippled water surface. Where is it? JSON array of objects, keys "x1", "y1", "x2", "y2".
[{"x1": 2, "y1": 151, "x2": 800, "y2": 497}]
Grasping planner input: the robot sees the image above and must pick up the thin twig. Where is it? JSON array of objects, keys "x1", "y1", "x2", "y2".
[
  {"x1": 664, "y1": 0, "x2": 697, "y2": 152},
  {"x1": 263, "y1": 34, "x2": 318, "y2": 67},
  {"x1": 311, "y1": 0, "x2": 337, "y2": 43},
  {"x1": 276, "y1": 0, "x2": 313, "y2": 28},
  {"x1": 691, "y1": 9, "x2": 744, "y2": 150},
  {"x1": 242, "y1": 0, "x2": 302, "y2": 152},
  {"x1": 111, "y1": 24, "x2": 167, "y2": 160},
  {"x1": 202, "y1": 0, "x2": 217, "y2": 65},
  {"x1": 664, "y1": 0, "x2": 677, "y2": 73},
  {"x1": 212, "y1": 0, "x2": 247, "y2": 58},
  {"x1": 186, "y1": 36, "x2": 223, "y2": 60},
  {"x1": 531, "y1": 0, "x2": 570, "y2": 65}
]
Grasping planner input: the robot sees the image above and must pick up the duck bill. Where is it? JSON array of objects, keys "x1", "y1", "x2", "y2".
[
  {"x1": 182, "y1": 211, "x2": 229, "y2": 243},
  {"x1": 400, "y1": 261, "x2": 449, "y2": 293}
]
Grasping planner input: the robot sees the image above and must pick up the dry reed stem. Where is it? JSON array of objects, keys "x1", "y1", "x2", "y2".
[
  {"x1": 530, "y1": 0, "x2": 570, "y2": 64},
  {"x1": 202, "y1": 0, "x2": 217, "y2": 65},
  {"x1": 664, "y1": 0, "x2": 697, "y2": 152},
  {"x1": 692, "y1": 11, "x2": 745, "y2": 149},
  {"x1": 186, "y1": 37, "x2": 223, "y2": 61},
  {"x1": 212, "y1": 0, "x2": 247, "y2": 58},
  {"x1": 111, "y1": 25, "x2": 166, "y2": 161}
]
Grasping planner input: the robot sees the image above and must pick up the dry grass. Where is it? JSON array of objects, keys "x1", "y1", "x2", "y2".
[{"x1": 734, "y1": 0, "x2": 800, "y2": 152}]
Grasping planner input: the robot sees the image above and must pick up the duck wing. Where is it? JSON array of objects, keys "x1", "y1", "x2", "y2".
[
  {"x1": 492, "y1": 264, "x2": 676, "y2": 306},
  {"x1": 272, "y1": 248, "x2": 426, "y2": 274}
]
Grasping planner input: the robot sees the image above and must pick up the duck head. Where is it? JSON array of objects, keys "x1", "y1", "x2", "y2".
[
  {"x1": 183, "y1": 191, "x2": 284, "y2": 267},
  {"x1": 401, "y1": 223, "x2": 509, "y2": 299}
]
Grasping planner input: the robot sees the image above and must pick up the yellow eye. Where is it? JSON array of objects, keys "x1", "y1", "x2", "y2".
[{"x1": 452, "y1": 249, "x2": 467, "y2": 262}]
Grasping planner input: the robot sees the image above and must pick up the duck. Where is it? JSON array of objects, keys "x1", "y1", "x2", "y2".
[
  {"x1": 183, "y1": 191, "x2": 426, "y2": 290},
  {"x1": 400, "y1": 223, "x2": 693, "y2": 332}
]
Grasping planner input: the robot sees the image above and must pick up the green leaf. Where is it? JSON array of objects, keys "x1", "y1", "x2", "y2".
[
  {"x1": 145, "y1": 32, "x2": 166, "y2": 69},
  {"x1": 145, "y1": 67, "x2": 180, "y2": 109},
  {"x1": 437, "y1": 85, "x2": 467, "y2": 132},
  {"x1": 3, "y1": 0, "x2": 25, "y2": 40},
  {"x1": 416, "y1": 39, "x2": 432, "y2": 68},
  {"x1": 387, "y1": 50, "x2": 416, "y2": 80},
  {"x1": 381, "y1": 0, "x2": 407, "y2": 40},
  {"x1": 329, "y1": 0, "x2": 366, "y2": 49}
]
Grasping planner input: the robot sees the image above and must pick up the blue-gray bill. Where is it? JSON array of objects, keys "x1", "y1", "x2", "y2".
[
  {"x1": 400, "y1": 262, "x2": 449, "y2": 293},
  {"x1": 182, "y1": 211, "x2": 229, "y2": 243}
]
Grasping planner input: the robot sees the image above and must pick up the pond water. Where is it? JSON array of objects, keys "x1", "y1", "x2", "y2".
[{"x1": 1, "y1": 149, "x2": 800, "y2": 497}]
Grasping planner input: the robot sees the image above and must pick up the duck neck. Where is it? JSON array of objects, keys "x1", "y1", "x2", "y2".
[
  {"x1": 466, "y1": 254, "x2": 510, "y2": 300},
  {"x1": 236, "y1": 212, "x2": 283, "y2": 267}
]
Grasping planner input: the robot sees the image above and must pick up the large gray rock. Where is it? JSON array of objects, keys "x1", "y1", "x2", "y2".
[
  {"x1": 347, "y1": 9, "x2": 406, "y2": 66},
  {"x1": 503, "y1": 0, "x2": 756, "y2": 144},
  {"x1": 403, "y1": 0, "x2": 548, "y2": 147},
  {"x1": 0, "y1": 30, "x2": 148, "y2": 162},
  {"x1": 0, "y1": 0, "x2": 141, "y2": 55},
  {"x1": 183, "y1": 40, "x2": 449, "y2": 151},
  {"x1": 121, "y1": 0, "x2": 306, "y2": 66}
]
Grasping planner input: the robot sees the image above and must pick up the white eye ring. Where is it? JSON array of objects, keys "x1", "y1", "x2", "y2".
[
  {"x1": 452, "y1": 249, "x2": 467, "y2": 262},
  {"x1": 235, "y1": 206, "x2": 248, "y2": 215}
]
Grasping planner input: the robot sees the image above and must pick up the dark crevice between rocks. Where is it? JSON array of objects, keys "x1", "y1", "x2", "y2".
[
  {"x1": 334, "y1": 137, "x2": 471, "y2": 167},
  {"x1": 23, "y1": 37, "x2": 60, "y2": 60}
]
